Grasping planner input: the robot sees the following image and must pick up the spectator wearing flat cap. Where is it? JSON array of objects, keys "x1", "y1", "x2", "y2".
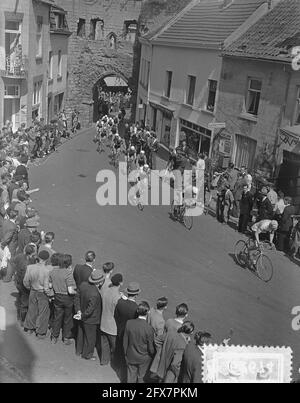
[
  {"x1": 74, "y1": 269, "x2": 105, "y2": 360},
  {"x1": 23, "y1": 250, "x2": 51, "y2": 339},
  {"x1": 114, "y1": 282, "x2": 140, "y2": 381},
  {"x1": 49, "y1": 254, "x2": 76, "y2": 345},
  {"x1": 100, "y1": 273, "x2": 123, "y2": 366}
]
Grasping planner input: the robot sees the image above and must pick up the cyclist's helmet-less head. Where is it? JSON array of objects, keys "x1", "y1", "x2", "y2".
[{"x1": 270, "y1": 220, "x2": 278, "y2": 231}]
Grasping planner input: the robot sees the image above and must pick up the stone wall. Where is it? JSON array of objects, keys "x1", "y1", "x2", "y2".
[{"x1": 55, "y1": 0, "x2": 192, "y2": 127}]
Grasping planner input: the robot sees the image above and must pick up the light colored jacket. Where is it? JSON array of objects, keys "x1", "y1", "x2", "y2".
[{"x1": 100, "y1": 286, "x2": 121, "y2": 335}]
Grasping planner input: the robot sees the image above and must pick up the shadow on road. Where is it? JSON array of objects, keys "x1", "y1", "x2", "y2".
[{"x1": 0, "y1": 324, "x2": 36, "y2": 383}]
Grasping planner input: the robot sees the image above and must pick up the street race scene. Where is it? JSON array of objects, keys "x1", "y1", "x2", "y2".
[{"x1": 0, "y1": 0, "x2": 300, "y2": 385}]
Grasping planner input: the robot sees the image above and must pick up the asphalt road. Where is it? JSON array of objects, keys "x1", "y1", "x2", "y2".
[{"x1": 1, "y1": 128, "x2": 300, "y2": 382}]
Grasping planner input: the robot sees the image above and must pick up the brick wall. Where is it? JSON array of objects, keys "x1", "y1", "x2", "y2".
[{"x1": 55, "y1": 0, "x2": 192, "y2": 127}]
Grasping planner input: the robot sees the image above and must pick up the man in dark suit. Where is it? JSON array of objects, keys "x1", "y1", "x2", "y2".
[
  {"x1": 257, "y1": 186, "x2": 273, "y2": 221},
  {"x1": 73, "y1": 251, "x2": 96, "y2": 288},
  {"x1": 14, "y1": 156, "x2": 29, "y2": 188},
  {"x1": 277, "y1": 196, "x2": 296, "y2": 252},
  {"x1": 179, "y1": 331, "x2": 211, "y2": 383},
  {"x1": 123, "y1": 301, "x2": 155, "y2": 383},
  {"x1": 114, "y1": 282, "x2": 139, "y2": 382},
  {"x1": 238, "y1": 184, "x2": 253, "y2": 234},
  {"x1": 74, "y1": 269, "x2": 104, "y2": 360},
  {"x1": 1, "y1": 208, "x2": 19, "y2": 282}
]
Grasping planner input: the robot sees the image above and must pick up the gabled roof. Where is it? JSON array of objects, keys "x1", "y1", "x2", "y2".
[
  {"x1": 224, "y1": 0, "x2": 300, "y2": 62},
  {"x1": 149, "y1": 0, "x2": 266, "y2": 49}
]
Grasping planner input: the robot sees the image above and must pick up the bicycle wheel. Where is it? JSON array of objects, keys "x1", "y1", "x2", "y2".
[
  {"x1": 183, "y1": 214, "x2": 193, "y2": 230},
  {"x1": 256, "y1": 254, "x2": 273, "y2": 282},
  {"x1": 234, "y1": 240, "x2": 248, "y2": 267}
]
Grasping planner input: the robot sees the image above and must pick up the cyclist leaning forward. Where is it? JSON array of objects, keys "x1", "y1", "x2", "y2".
[{"x1": 251, "y1": 219, "x2": 279, "y2": 248}]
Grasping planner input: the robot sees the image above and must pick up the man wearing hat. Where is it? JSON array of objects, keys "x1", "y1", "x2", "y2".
[
  {"x1": 114, "y1": 282, "x2": 140, "y2": 381},
  {"x1": 17, "y1": 217, "x2": 40, "y2": 255},
  {"x1": 23, "y1": 250, "x2": 51, "y2": 339},
  {"x1": 74, "y1": 269, "x2": 105, "y2": 360},
  {"x1": 14, "y1": 155, "x2": 29, "y2": 187},
  {"x1": 100, "y1": 273, "x2": 123, "y2": 366}
]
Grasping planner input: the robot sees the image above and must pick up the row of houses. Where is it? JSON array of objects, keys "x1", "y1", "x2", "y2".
[
  {"x1": 135, "y1": 0, "x2": 300, "y2": 199},
  {"x1": 0, "y1": 0, "x2": 70, "y2": 132}
]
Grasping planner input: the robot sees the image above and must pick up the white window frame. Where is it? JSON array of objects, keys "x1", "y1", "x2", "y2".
[
  {"x1": 245, "y1": 77, "x2": 262, "y2": 116},
  {"x1": 4, "y1": 85, "x2": 20, "y2": 98},
  {"x1": 33, "y1": 81, "x2": 42, "y2": 106}
]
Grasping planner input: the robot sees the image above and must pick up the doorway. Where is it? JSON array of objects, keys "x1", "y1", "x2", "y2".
[{"x1": 3, "y1": 98, "x2": 20, "y2": 131}]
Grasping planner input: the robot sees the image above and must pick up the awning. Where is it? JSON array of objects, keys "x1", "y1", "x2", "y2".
[
  {"x1": 103, "y1": 76, "x2": 128, "y2": 87},
  {"x1": 280, "y1": 125, "x2": 300, "y2": 147},
  {"x1": 149, "y1": 101, "x2": 174, "y2": 116}
]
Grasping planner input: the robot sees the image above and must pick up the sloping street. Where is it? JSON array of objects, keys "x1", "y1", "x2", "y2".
[{"x1": 1, "y1": 130, "x2": 300, "y2": 382}]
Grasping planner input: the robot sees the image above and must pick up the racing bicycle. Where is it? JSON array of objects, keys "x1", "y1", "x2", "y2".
[
  {"x1": 234, "y1": 237, "x2": 274, "y2": 282},
  {"x1": 170, "y1": 200, "x2": 193, "y2": 230}
]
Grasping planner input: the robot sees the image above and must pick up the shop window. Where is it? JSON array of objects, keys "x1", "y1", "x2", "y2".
[
  {"x1": 77, "y1": 18, "x2": 86, "y2": 37},
  {"x1": 161, "y1": 112, "x2": 172, "y2": 147},
  {"x1": 294, "y1": 87, "x2": 300, "y2": 125},
  {"x1": 235, "y1": 134, "x2": 257, "y2": 170},
  {"x1": 245, "y1": 78, "x2": 262, "y2": 116},
  {"x1": 186, "y1": 75, "x2": 196, "y2": 106},
  {"x1": 207, "y1": 79, "x2": 217, "y2": 112},
  {"x1": 36, "y1": 16, "x2": 43, "y2": 58},
  {"x1": 164, "y1": 71, "x2": 172, "y2": 98},
  {"x1": 89, "y1": 18, "x2": 104, "y2": 40}
]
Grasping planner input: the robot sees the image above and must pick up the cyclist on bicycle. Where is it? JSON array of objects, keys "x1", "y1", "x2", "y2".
[
  {"x1": 136, "y1": 164, "x2": 150, "y2": 204},
  {"x1": 112, "y1": 132, "x2": 123, "y2": 154},
  {"x1": 251, "y1": 219, "x2": 278, "y2": 247},
  {"x1": 174, "y1": 185, "x2": 199, "y2": 216},
  {"x1": 137, "y1": 150, "x2": 147, "y2": 169}
]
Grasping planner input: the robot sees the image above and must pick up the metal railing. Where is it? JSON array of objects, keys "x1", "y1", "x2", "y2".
[{"x1": 1, "y1": 56, "x2": 28, "y2": 78}]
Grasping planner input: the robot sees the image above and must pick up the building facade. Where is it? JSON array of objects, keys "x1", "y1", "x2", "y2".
[
  {"x1": 136, "y1": 0, "x2": 272, "y2": 159},
  {"x1": 212, "y1": 0, "x2": 300, "y2": 199},
  {"x1": 0, "y1": 0, "x2": 69, "y2": 131},
  {"x1": 55, "y1": 0, "x2": 143, "y2": 127}
]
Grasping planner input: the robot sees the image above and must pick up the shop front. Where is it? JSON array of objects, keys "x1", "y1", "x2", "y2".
[
  {"x1": 179, "y1": 118, "x2": 211, "y2": 159},
  {"x1": 149, "y1": 101, "x2": 174, "y2": 149}
]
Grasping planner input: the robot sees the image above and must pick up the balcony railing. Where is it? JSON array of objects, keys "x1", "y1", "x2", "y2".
[{"x1": 0, "y1": 56, "x2": 28, "y2": 79}]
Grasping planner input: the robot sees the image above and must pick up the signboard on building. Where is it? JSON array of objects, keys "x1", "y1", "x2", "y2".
[{"x1": 208, "y1": 122, "x2": 226, "y2": 129}]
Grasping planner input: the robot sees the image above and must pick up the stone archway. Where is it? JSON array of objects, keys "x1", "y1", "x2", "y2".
[{"x1": 92, "y1": 71, "x2": 130, "y2": 122}]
